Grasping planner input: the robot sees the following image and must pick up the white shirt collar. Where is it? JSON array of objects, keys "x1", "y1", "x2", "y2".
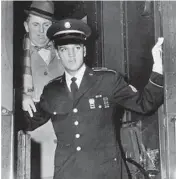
[{"x1": 65, "y1": 64, "x2": 86, "y2": 91}]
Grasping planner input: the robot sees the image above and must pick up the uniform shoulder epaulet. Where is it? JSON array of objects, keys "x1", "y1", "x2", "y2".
[
  {"x1": 47, "y1": 76, "x2": 63, "y2": 86},
  {"x1": 92, "y1": 67, "x2": 117, "y2": 74}
]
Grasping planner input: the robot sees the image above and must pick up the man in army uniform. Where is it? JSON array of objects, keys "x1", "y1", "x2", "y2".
[{"x1": 23, "y1": 19, "x2": 164, "y2": 179}]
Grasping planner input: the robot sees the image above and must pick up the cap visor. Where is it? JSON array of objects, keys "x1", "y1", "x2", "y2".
[{"x1": 54, "y1": 37, "x2": 86, "y2": 46}]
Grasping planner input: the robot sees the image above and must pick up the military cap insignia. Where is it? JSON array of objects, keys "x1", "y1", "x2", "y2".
[{"x1": 64, "y1": 22, "x2": 71, "y2": 29}]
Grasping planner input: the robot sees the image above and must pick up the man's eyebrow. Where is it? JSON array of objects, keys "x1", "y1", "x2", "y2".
[
  {"x1": 31, "y1": 21, "x2": 39, "y2": 23},
  {"x1": 43, "y1": 21, "x2": 52, "y2": 24}
]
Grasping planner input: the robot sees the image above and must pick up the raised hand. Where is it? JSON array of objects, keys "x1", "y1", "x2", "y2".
[{"x1": 152, "y1": 37, "x2": 164, "y2": 74}]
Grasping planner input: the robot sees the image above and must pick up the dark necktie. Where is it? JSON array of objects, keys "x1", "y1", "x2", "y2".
[{"x1": 70, "y1": 77, "x2": 78, "y2": 99}]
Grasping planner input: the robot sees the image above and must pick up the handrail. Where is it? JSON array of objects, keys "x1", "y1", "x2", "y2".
[{"x1": 17, "y1": 130, "x2": 31, "y2": 179}]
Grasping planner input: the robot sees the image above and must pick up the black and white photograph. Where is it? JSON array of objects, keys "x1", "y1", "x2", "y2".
[{"x1": 1, "y1": 1, "x2": 176, "y2": 179}]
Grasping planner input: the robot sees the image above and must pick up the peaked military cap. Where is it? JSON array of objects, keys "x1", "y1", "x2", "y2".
[
  {"x1": 47, "y1": 19, "x2": 92, "y2": 45},
  {"x1": 24, "y1": 1, "x2": 55, "y2": 21}
]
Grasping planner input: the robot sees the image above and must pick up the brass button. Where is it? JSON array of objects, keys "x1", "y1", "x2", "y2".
[
  {"x1": 74, "y1": 121, "x2": 79, "y2": 125},
  {"x1": 98, "y1": 105, "x2": 102, "y2": 108},
  {"x1": 54, "y1": 139, "x2": 57, "y2": 144},
  {"x1": 2, "y1": 109, "x2": 7, "y2": 114},
  {"x1": 44, "y1": 71, "x2": 48, "y2": 75},
  {"x1": 75, "y1": 134, "x2": 80, "y2": 138},
  {"x1": 73, "y1": 108, "x2": 78, "y2": 113},
  {"x1": 76, "y1": 146, "x2": 81, "y2": 151}
]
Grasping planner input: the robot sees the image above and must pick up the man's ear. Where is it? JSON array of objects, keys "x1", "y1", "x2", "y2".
[
  {"x1": 24, "y1": 21, "x2": 29, "y2": 33},
  {"x1": 83, "y1": 46, "x2": 86, "y2": 57}
]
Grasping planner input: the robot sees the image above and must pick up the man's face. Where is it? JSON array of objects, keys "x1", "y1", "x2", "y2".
[
  {"x1": 57, "y1": 44, "x2": 86, "y2": 75},
  {"x1": 24, "y1": 14, "x2": 52, "y2": 47}
]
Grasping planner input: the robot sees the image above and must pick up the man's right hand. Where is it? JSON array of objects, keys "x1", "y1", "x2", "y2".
[{"x1": 22, "y1": 94, "x2": 36, "y2": 117}]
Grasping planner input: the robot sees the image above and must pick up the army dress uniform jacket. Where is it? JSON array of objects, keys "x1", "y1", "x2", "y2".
[{"x1": 24, "y1": 66, "x2": 163, "y2": 179}]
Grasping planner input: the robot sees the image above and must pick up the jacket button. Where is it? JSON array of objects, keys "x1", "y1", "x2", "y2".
[
  {"x1": 114, "y1": 158, "x2": 117, "y2": 161},
  {"x1": 76, "y1": 146, "x2": 81, "y2": 151},
  {"x1": 74, "y1": 121, "x2": 79, "y2": 125},
  {"x1": 44, "y1": 71, "x2": 48, "y2": 75},
  {"x1": 53, "y1": 111, "x2": 57, "y2": 115},
  {"x1": 75, "y1": 134, "x2": 80, "y2": 138},
  {"x1": 73, "y1": 108, "x2": 78, "y2": 113},
  {"x1": 98, "y1": 105, "x2": 102, "y2": 108}
]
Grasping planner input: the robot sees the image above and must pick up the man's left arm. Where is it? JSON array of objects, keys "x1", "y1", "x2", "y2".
[{"x1": 112, "y1": 38, "x2": 164, "y2": 114}]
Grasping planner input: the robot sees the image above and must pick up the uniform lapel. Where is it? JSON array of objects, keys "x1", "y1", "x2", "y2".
[
  {"x1": 48, "y1": 73, "x2": 73, "y2": 114},
  {"x1": 74, "y1": 66, "x2": 98, "y2": 102},
  {"x1": 58, "y1": 74, "x2": 72, "y2": 99}
]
